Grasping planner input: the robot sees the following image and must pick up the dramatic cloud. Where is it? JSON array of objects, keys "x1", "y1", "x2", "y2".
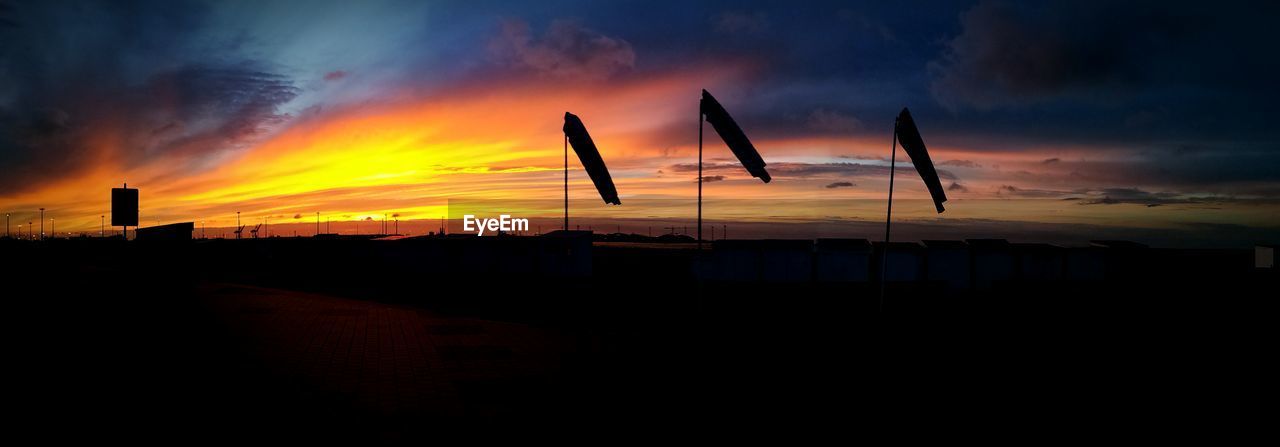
[
  {"x1": 995, "y1": 184, "x2": 1067, "y2": 198},
  {"x1": 939, "y1": 159, "x2": 981, "y2": 168},
  {"x1": 489, "y1": 19, "x2": 635, "y2": 80},
  {"x1": 929, "y1": 1, "x2": 1200, "y2": 110},
  {"x1": 0, "y1": 0, "x2": 1276, "y2": 244},
  {"x1": 806, "y1": 108, "x2": 861, "y2": 133},
  {"x1": 1072, "y1": 188, "x2": 1197, "y2": 207}
]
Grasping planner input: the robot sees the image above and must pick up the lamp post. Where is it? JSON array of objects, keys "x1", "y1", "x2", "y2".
[
  {"x1": 5, "y1": 213, "x2": 8, "y2": 238},
  {"x1": 316, "y1": 212, "x2": 320, "y2": 236},
  {"x1": 101, "y1": 215, "x2": 104, "y2": 237},
  {"x1": 39, "y1": 208, "x2": 44, "y2": 240},
  {"x1": 50, "y1": 218, "x2": 54, "y2": 239}
]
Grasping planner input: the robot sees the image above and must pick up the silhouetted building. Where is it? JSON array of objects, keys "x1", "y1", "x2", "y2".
[
  {"x1": 875, "y1": 241, "x2": 924, "y2": 282},
  {"x1": 135, "y1": 222, "x2": 193, "y2": 241},
  {"x1": 758, "y1": 240, "x2": 813, "y2": 283},
  {"x1": 923, "y1": 240, "x2": 970, "y2": 290},
  {"x1": 1258, "y1": 245, "x2": 1277, "y2": 269},
  {"x1": 1013, "y1": 243, "x2": 1065, "y2": 281},
  {"x1": 1091, "y1": 240, "x2": 1150, "y2": 280},
  {"x1": 815, "y1": 239, "x2": 872, "y2": 283},
  {"x1": 967, "y1": 239, "x2": 1014, "y2": 289},
  {"x1": 699, "y1": 239, "x2": 813, "y2": 282},
  {"x1": 540, "y1": 230, "x2": 593, "y2": 277},
  {"x1": 1065, "y1": 247, "x2": 1106, "y2": 281}
]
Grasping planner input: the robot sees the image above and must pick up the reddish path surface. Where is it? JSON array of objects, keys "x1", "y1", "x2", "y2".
[{"x1": 191, "y1": 283, "x2": 609, "y2": 436}]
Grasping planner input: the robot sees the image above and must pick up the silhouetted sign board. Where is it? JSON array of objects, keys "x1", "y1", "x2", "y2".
[{"x1": 112, "y1": 187, "x2": 138, "y2": 227}]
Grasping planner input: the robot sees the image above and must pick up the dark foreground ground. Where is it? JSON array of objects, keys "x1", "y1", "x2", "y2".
[{"x1": 2, "y1": 238, "x2": 1273, "y2": 442}]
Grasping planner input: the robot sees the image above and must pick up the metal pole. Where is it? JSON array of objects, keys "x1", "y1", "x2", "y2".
[
  {"x1": 101, "y1": 215, "x2": 104, "y2": 237},
  {"x1": 316, "y1": 212, "x2": 320, "y2": 236},
  {"x1": 879, "y1": 118, "x2": 900, "y2": 311},
  {"x1": 698, "y1": 107, "x2": 704, "y2": 250},
  {"x1": 568, "y1": 133, "x2": 573, "y2": 229},
  {"x1": 39, "y1": 208, "x2": 44, "y2": 240}
]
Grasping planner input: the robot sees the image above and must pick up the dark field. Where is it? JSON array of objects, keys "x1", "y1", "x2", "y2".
[{"x1": 2, "y1": 237, "x2": 1271, "y2": 441}]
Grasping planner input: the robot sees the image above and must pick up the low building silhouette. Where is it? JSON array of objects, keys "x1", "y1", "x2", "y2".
[
  {"x1": 135, "y1": 222, "x2": 194, "y2": 241},
  {"x1": 967, "y1": 239, "x2": 1015, "y2": 290},
  {"x1": 815, "y1": 239, "x2": 872, "y2": 283},
  {"x1": 923, "y1": 240, "x2": 970, "y2": 290}
]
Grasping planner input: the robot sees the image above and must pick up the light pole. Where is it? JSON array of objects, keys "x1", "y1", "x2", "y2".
[
  {"x1": 236, "y1": 211, "x2": 241, "y2": 239},
  {"x1": 50, "y1": 218, "x2": 54, "y2": 239},
  {"x1": 101, "y1": 215, "x2": 105, "y2": 237},
  {"x1": 5, "y1": 213, "x2": 8, "y2": 238},
  {"x1": 39, "y1": 208, "x2": 44, "y2": 240},
  {"x1": 316, "y1": 212, "x2": 320, "y2": 236}
]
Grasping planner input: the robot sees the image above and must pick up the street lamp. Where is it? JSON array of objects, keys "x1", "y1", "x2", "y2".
[{"x1": 39, "y1": 208, "x2": 44, "y2": 240}]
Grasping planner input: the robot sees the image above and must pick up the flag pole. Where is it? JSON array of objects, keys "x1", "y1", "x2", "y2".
[
  {"x1": 698, "y1": 106, "x2": 704, "y2": 250},
  {"x1": 879, "y1": 118, "x2": 899, "y2": 311},
  {"x1": 568, "y1": 133, "x2": 573, "y2": 229}
]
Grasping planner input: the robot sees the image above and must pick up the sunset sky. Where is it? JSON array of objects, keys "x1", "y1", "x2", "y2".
[{"x1": 1, "y1": 1, "x2": 1277, "y2": 245}]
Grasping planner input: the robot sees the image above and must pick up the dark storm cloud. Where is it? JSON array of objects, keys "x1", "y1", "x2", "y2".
[
  {"x1": 1071, "y1": 188, "x2": 1185, "y2": 207},
  {"x1": 825, "y1": 181, "x2": 854, "y2": 189},
  {"x1": 0, "y1": 0, "x2": 298, "y2": 193},
  {"x1": 926, "y1": 1, "x2": 1280, "y2": 138},
  {"x1": 0, "y1": 1, "x2": 17, "y2": 28},
  {"x1": 930, "y1": 1, "x2": 1196, "y2": 110},
  {"x1": 488, "y1": 18, "x2": 636, "y2": 80}
]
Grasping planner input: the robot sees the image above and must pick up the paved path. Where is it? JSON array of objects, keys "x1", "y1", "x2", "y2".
[{"x1": 194, "y1": 282, "x2": 597, "y2": 430}]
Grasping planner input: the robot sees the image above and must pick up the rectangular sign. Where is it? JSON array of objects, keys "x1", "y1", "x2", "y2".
[{"x1": 111, "y1": 187, "x2": 138, "y2": 227}]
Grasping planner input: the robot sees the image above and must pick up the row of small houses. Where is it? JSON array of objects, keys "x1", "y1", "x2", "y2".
[{"x1": 697, "y1": 239, "x2": 1267, "y2": 289}]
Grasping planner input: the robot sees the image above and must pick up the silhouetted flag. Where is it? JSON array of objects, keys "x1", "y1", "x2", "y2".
[
  {"x1": 895, "y1": 108, "x2": 947, "y2": 213},
  {"x1": 563, "y1": 112, "x2": 621, "y2": 205},
  {"x1": 700, "y1": 90, "x2": 771, "y2": 183}
]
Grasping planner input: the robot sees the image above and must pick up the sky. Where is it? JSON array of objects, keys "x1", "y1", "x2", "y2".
[{"x1": 1, "y1": 0, "x2": 1278, "y2": 245}]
